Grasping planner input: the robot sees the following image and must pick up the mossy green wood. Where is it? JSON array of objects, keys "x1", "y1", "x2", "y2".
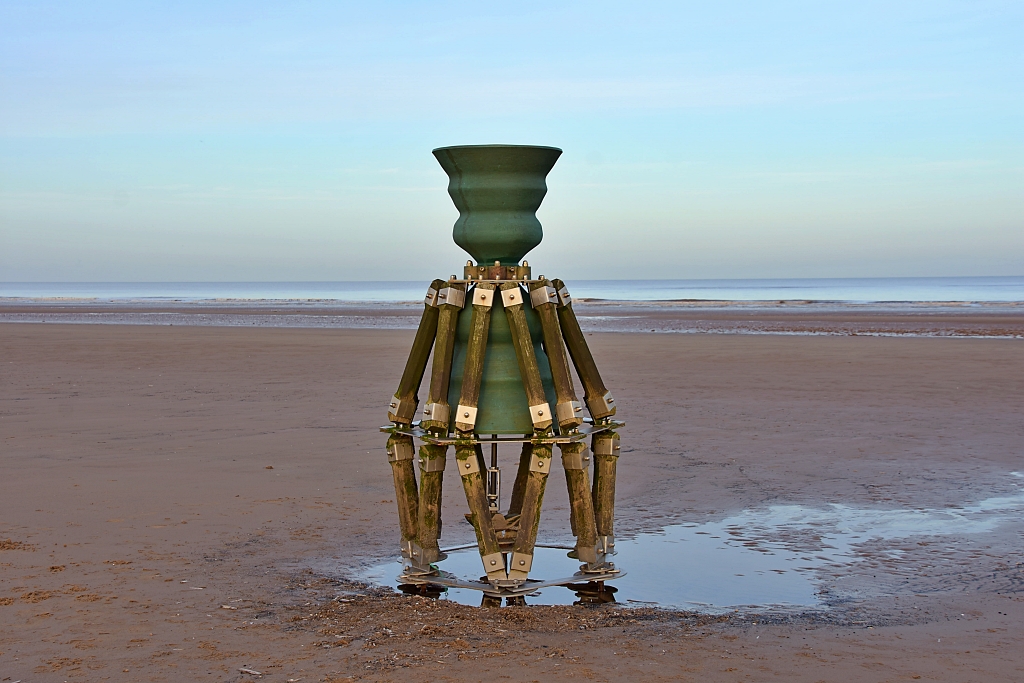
[
  {"x1": 447, "y1": 296, "x2": 557, "y2": 434},
  {"x1": 433, "y1": 145, "x2": 562, "y2": 265}
]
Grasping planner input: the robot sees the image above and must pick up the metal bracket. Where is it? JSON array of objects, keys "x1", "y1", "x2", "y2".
[
  {"x1": 471, "y1": 287, "x2": 494, "y2": 308},
  {"x1": 556, "y1": 285, "x2": 572, "y2": 307},
  {"x1": 597, "y1": 535, "x2": 616, "y2": 556},
  {"x1": 587, "y1": 391, "x2": 616, "y2": 417},
  {"x1": 528, "y1": 454, "x2": 551, "y2": 474},
  {"x1": 500, "y1": 286, "x2": 525, "y2": 308},
  {"x1": 437, "y1": 287, "x2": 465, "y2": 309},
  {"x1": 507, "y1": 551, "x2": 534, "y2": 580},
  {"x1": 454, "y1": 404, "x2": 478, "y2": 432},
  {"x1": 463, "y1": 263, "x2": 532, "y2": 281},
  {"x1": 387, "y1": 395, "x2": 418, "y2": 423},
  {"x1": 419, "y1": 454, "x2": 446, "y2": 472},
  {"x1": 529, "y1": 285, "x2": 558, "y2": 308},
  {"x1": 422, "y1": 402, "x2": 449, "y2": 424},
  {"x1": 593, "y1": 432, "x2": 620, "y2": 456},
  {"x1": 424, "y1": 287, "x2": 439, "y2": 307},
  {"x1": 386, "y1": 439, "x2": 415, "y2": 463},
  {"x1": 529, "y1": 402, "x2": 552, "y2": 428},
  {"x1": 555, "y1": 400, "x2": 583, "y2": 424},
  {"x1": 457, "y1": 456, "x2": 481, "y2": 476},
  {"x1": 481, "y1": 552, "x2": 507, "y2": 580},
  {"x1": 561, "y1": 447, "x2": 591, "y2": 471}
]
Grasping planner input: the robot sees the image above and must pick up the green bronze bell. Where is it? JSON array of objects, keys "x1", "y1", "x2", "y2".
[{"x1": 434, "y1": 144, "x2": 561, "y2": 434}]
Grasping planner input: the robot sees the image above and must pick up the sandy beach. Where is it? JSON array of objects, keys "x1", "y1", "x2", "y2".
[{"x1": 2, "y1": 316, "x2": 1023, "y2": 682}]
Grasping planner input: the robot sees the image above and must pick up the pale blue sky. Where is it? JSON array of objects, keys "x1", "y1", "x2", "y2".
[{"x1": 1, "y1": 1, "x2": 1021, "y2": 281}]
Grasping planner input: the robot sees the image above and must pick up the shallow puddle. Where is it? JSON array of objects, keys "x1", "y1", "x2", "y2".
[{"x1": 362, "y1": 473, "x2": 1024, "y2": 610}]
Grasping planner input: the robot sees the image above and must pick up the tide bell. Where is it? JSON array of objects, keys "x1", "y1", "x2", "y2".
[{"x1": 382, "y1": 144, "x2": 624, "y2": 603}]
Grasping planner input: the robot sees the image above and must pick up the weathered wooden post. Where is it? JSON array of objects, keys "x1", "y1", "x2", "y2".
[{"x1": 382, "y1": 144, "x2": 624, "y2": 602}]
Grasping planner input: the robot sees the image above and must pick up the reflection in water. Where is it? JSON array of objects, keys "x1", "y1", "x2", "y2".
[{"x1": 362, "y1": 476, "x2": 1024, "y2": 610}]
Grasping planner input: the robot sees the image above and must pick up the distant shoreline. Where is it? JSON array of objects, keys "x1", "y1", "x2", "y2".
[{"x1": 2, "y1": 299, "x2": 1022, "y2": 338}]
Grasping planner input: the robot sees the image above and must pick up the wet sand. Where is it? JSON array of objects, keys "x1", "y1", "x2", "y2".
[{"x1": 2, "y1": 320, "x2": 1023, "y2": 681}]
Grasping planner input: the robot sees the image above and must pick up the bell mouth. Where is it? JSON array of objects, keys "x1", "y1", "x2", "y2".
[
  {"x1": 431, "y1": 144, "x2": 563, "y2": 154},
  {"x1": 433, "y1": 145, "x2": 563, "y2": 265}
]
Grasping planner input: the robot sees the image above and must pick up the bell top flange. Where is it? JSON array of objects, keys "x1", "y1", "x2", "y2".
[{"x1": 433, "y1": 144, "x2": 562, "y2": 266}]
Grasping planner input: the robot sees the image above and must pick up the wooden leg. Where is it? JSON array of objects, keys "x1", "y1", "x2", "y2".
[
  {"x1": 507, "y1": 443, "x2": 534, "y2": 517},
  {"x1": 507, "y1": 445, "x2": 552, "y2": 582},
  {"x1": 386, "y1": 434, "x2": 418, "y2": 561},
  {"x1": 455, "y1": 444, "x2": 506, "y2": 583},
  {"x1": 414, "y1": 444, "x2": 447, "y2": 566},
  {"x1": 500, "y1": 283, "x2": 553, "y2": 433},
  {"x1": 421, "y1": 282, "x2": 466, "y2": 433},
  {"x1": 592, "y1": 431, "x2": 620, "y2": 561},
  {"x1": 529, "y1": 279, "x2": 583, "y2": 432},
  {"x1": 560, "y1": 441, "x2": 599, "y2": 564},
  {"x1": 388, "y1": 279, "x2": 445, "y2": 424},
  {"x1": 453, "y1": 283, "x2": 495, "y2": 433},
  {"x1": 552, "y1": 279, "x2": 616, "y2": 421}
]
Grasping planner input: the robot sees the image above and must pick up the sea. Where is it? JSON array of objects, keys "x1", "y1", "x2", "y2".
[{"x1": 2, "y1": 276, "x2": 1023, "y2": 304}]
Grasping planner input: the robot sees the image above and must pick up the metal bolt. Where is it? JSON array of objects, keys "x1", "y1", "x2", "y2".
[
  {"x1": 490, "y1": 559, "x2": 497, "y2": 565},
  {"x1": 537, "y1": 410, "x2": 543, "y2": 416},
  {"x1": 463, "y1": 412, "x2": 470, "y2": 418},
  {"x1": 465, "y1": 462, "x2": 471, "y2": 469},
  {"x1": 519, "y1": 560, "x2": 526, "y2": 565}
]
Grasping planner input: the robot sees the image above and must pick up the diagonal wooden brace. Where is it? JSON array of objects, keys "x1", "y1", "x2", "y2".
[
  {"x1": 551, "y1": 279, "x2": 616, "y2": 420},
  {"x1": 386, "y1": 434, "x2": 419, "y2": 561},
  {"x1": 506, "y1": 442, "x2": 534, "y2": 517},
  {"x1": 456, "y1": 444, "x2": 507, "y2": 583},
  {"x1": 507, "y1": 444, "x2": 552, "y2": 582},
  {"x1": 421, "y1": 282, "x2": 466, "y2": 433},
  {"x1": 500, "y1": 282, "x2": 553, "y2": 432},
  {"x1": 413, "y1": 443, "x2": 447, "y2": 566},
  {"x1": 591, "y1": 431, "x2": 620, "y2": 560},
  {"x1": 529, "y1": 279, "x2": 583, "y2": 431},
  {"x1": 389, "y1": 279, "x2": 446, "y2": 424},
  {"x1": 454, "y1": 283, "x2": 495, "y2": 433},
  {"x1": 560, "y1": 441, "x2": 599, "y2": 564}
]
